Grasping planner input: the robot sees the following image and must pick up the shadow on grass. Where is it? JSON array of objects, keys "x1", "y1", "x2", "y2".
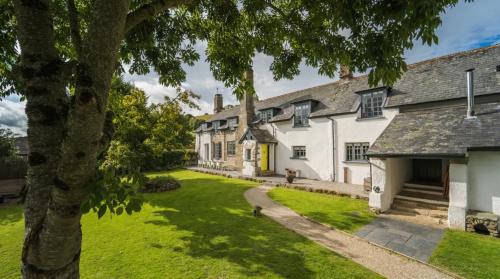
[{"x1": 145, "y1": 175, "x2": 317, "y2": 278}]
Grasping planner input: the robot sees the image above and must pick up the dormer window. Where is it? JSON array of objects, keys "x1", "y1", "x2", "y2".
[
  {"x1": 259, "y1": 109, "x2": 274, "y2": 123},
  {"x1": 228, "y1": 117, "x2": 238, "y2": 128},
  {"x1": 360, "y1": 89, "x2": 385, "y2": 118},
  {"x1": 213, "y1": 121, "x2": 220, "y2": 130},
  {"x1": 294, "y1": 102, "x2": 310, "y2": 127}
]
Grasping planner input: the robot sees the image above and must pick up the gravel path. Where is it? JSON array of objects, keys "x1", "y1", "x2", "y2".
[{"x1": 244, "y1": 185, "x2": 457, "y2": 279}]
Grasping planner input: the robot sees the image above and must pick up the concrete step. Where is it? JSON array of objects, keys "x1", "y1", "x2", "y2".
[
  {"x1": 393, "y1": 197, "x2": 449, "y2": 210},
  {"x1": 403, "y1": 182, "x2": 443, "y2": 191},
  {"x1": 383, "y1": 209, "x2": 448, "y2": 228},
  {"x1": 391, "y1": 204, "x2": 448, "y2": 219},
  {"x1": 397, "y1": 190, "x2": 448, "y2": 203}
]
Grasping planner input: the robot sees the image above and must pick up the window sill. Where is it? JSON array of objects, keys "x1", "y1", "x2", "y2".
[
  {"x1": 343, "y1": 160, "x2": 369, "y2": 164},
  {"x1": 290, "y1": 157, "x2": 307, "y2": 160},
  {"x1": 356, "y1": 116, "x2": 385, "y2": 121},
  {"x1": 292, "y1": 124, "x2": 311, "y2": 128}
]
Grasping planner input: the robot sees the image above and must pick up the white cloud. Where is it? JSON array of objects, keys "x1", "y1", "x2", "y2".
[{"x1": 0, "y1": 97, "x2": 27, "y2": 135}]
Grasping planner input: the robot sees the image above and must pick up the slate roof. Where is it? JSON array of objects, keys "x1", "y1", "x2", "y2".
[
  {"x1": 367, "y1": 102, "x2": 500, "y2": 157},
  {"x1": 203, "y1": 44, "x2": 500, "y2": 123}
]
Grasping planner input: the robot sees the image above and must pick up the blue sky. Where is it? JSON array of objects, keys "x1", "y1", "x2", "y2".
[{"x1": 2, "y1": 0, "x2": 500, "y2": 135}]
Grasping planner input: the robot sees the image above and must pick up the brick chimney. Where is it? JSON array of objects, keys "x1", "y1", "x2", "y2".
[
  {"x1": 213, "y1": 93, "x2": 223, "y2": 114},
  {"x1": 339, "y1": 65, "x2": 353, "y2": 81},
  {"x1": 239, "y1": 68, "x2": 255, "y2": 126}
]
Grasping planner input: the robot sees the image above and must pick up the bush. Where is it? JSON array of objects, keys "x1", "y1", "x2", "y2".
[
  {"x1": 143, "y1": 149, "x2": 198, "y2": 171},
  {"x1": 139, "y1": 176, "x2": 180, "y2": 193}
]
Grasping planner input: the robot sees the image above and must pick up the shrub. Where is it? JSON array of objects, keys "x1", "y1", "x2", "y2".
[{"x1": 140, "y1": 176, "x2": 181, "y2": 193}]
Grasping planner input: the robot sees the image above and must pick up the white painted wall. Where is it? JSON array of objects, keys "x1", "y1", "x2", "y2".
[
  {"x1": 263, "y1": 117, "x2": 334, "y2": 180},
  {"x1": 333, "y1": 108, "x2": 399, "y2": 185},
  {"x1": 369, "y1": 157, "x2": 412, "y2": 211},
  {"x1": 242, "y1": 140, "x2": 257, "y2": 176},
  {"x1": 197, "y1": 133, "x2": 212, "y2": 162},
  {"x1": 468, "y1": 151, "x2": 500, "y2": 216},
  {"x1": 449, "y1": 162, "x2": 468, "y2": 229}
]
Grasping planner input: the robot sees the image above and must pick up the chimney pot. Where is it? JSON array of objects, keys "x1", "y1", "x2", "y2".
[
  {"x1": 213, "y1": 93, "x2": 223, "y2": 114},
  {"x1": 466, "y1": 68, "x2": 475, "y2": 118},
  {"x1": 340, "y1": 65, "x2": 353, "y2": 80}
]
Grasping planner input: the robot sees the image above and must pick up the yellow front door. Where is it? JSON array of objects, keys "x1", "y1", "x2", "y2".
[{"x1": 260, "y1": 144, "x2": 269, "y2": 171}]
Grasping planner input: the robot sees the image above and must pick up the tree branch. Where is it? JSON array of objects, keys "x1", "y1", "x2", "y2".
[
  {"x1": 67, "y1": 0, "x2": 82, "y2": 57},
  {"x1": 124, "y1": 0, "x2": 188, "y2": 34}
]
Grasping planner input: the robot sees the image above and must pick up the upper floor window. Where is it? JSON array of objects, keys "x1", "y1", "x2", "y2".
[
  {"x1": 360, "y1": 90, "x2": 385, "y2": 118},
  {"x1": 259, "y1": 109, "x2": 274, "y2": 123},
  {"x1": 294, "y1": 102, "x2": 310, "y2": 126},
  {"x1": 227, "y1": 118, "x2": 238, "y2": 128},
  {"x1": 345, "y1": 142, "x2": 369, "y2": 161},
  {"x1": 212, "y1": 121, "x2": 220, "y2": 129}
]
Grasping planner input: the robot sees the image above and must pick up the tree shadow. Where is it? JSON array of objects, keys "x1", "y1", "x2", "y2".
[{"x1": 145, "y1": 176, "x2": 317, "y2": 278}]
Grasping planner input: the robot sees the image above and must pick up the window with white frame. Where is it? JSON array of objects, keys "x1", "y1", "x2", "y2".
[
  {"x1": 294, "y1": 102, "x2": 310, "y2": 126},
  {"x1": 292, "y1": 146, "x2": 306, "y2": 159},
  {"x1": 259, "y1": 109, "x2": 273, "y2": 123},
  {"x1": 360, "y1": 90, "x2": 385, "y2": 118},
  {"x1": 345, "y1": 143, "x2": 370, "y2": 161},
  {"x1": 212, "y1": 121, "x2": 220, "y2": 129},
  {"x1": 213, "y1": 142, "x2": 222, "y2": 160},
  {"x1": 227, "y1": 141, "x2": 236, "y2": 156}
]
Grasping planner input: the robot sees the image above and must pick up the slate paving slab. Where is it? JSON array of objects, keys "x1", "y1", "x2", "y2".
[{"x1": 355, "y1": 217, "x2": 445, "y2": 263}]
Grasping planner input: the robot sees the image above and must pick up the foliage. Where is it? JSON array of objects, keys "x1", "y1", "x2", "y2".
[
  {"x1": 0, "y1": 170, "x2": 382, "y2": 278},
  {"x1": 139, "y1": 175, "x2": 180, "y2": 193},
  {"x1": 430, "y1": 229, "x2": 500, "y2": 279},
  {"x1": 0, "y1": 157, "x2": 27, "y2": 180},
  {"x1": 0, "y1": 128, "x2": 16, "y2": 158},
  {"x1": 268, "y1": 187, "x2": 375, "y2": 233}
]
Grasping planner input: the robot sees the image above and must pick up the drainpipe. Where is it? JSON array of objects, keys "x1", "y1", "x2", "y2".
[{"x1": 327, "y1": 117, "x2": 336, "y2": 181}]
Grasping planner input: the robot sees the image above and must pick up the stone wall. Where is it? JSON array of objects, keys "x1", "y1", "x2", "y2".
[{"x1": 466, "y1": 211, "x2": 499, "y2": 237}]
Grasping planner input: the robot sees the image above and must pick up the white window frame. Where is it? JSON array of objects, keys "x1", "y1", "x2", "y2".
[
  {"x1": 360, "y1": 90, "x2": 385, "y2": 118},
  {"x1": 345, "y1": 142, "x2": 370, "y2": 162},
  {"x1": 292, "y1": 146, "x2": 307, "y2": 159},
  {"x1": 259, "y1": 109, "x2": 273, "y2": 123},
  {"x1": 294, "y1": 102, "x2": 310, "y2": 127}
]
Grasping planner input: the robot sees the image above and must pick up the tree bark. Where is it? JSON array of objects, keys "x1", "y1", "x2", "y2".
[{"x1": 14, "y1": 0, "x2": 130, "y2": 278}]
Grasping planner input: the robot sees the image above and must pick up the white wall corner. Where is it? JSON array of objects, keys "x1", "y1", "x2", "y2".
[
  {"x1": 368, "y1": 158, "x2": 391, "y2": 212},
  {"x1": 448, "y1": 163, "x2": 468, "y2": 230}
]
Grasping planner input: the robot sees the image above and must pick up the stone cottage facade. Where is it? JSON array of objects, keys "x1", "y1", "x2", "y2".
[{"x1": 195, "y1": 44, "x2": 500, "y2": 231}]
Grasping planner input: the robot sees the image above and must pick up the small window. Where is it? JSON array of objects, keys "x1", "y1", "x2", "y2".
[
  {"x1": 360, "y1": 90, "x2": 385, "y2": 118},
  {"x1": 294, "y1": 102, "x2": 310, "y2": 126},
  {"x1": 292, "y1": 146, "x2": 306, "y2": 159},
  {"x1": 259, "y1": 109, "x2": 274, "y2": 123},
  {"x1": 212, "y1": 121, "x2": 220, "y2": 130},
  {"x1": 345, "y1": 143, "x2": 370, "y2": 161},
  {"x1": 227, "y1": 141, "x2": 236, "y2": 156},
  {"x1": 245, "y1": 149, "x2": 252, "y2": 161},
  {"x1": 213, "y1": 142, "x2": 222, "y2": 160}
]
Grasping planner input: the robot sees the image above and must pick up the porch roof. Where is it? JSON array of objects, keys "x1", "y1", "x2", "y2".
[
  {"x1": 367, "y1": 102, "x2": 500, "y2": 157},
  {"x1": 238, "y1": 128, "x2": 277, "y2": 144}
]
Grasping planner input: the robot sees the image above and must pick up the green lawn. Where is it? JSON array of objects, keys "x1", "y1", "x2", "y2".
[
  {"x1": 430, "y1": 229, "x2": 500, "y2": 279},
  {"x1": 0, "y1": 170, "x2": 381, "y2": 279},
  {"x1": 268, "y1": 187, "x2": 376, "y2": 233}
]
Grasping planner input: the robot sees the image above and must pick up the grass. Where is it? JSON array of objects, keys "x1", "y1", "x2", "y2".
[
  {"x1": 430, "y1": 229, "x2": 500, "y2": 279},
  {"x1": 268, "y1": 187, "x2": 376, "y2": 233},
  {"x1": 0, "y1": 170, "x2": 381, "y2": 279}
]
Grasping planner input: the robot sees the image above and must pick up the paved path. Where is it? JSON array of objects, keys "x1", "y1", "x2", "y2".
[
  {"x1": 245, "y1": 185, "x2": 456, "y2": 279},
  {"x1": 355, "y1": 217, "x2": 444, "y2": 262}
]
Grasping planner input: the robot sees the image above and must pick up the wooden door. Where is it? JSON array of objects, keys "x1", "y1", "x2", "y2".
[
  {"x1": 413, "y1": 159, "x2": 442, "y2": 183},
  {"x1": 260, "y1": 144, "x2": 269, "y2": 171}
]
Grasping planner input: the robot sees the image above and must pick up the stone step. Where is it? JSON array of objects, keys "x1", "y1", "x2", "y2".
[
  {"x1": 402, "y1": 187, "x2": 443, "y2": 196},
  {"x1": 403, "y1": 182, "x2": 443, "y2": 191},
  {"x1": 391, "y1": 203, "x2": 448, "y2": 219},
  {"x1": 396, "y1": 190, "x2": 448, "y2": 204},
  {"x1": 383, "y1": 209, "x2": 448, "y2": 228},
  {"x1": 392, "y1": 198, "x2": 449, "y2": 211}
]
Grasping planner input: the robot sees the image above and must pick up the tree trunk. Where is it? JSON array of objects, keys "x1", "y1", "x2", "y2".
[{"x1": 13, "y1": 0, "x2": 130, "y2": 278}]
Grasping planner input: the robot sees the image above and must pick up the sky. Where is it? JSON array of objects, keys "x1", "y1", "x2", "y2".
[{"x1": 2, "y1": 0, "x2": 500, "y2": 135}]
